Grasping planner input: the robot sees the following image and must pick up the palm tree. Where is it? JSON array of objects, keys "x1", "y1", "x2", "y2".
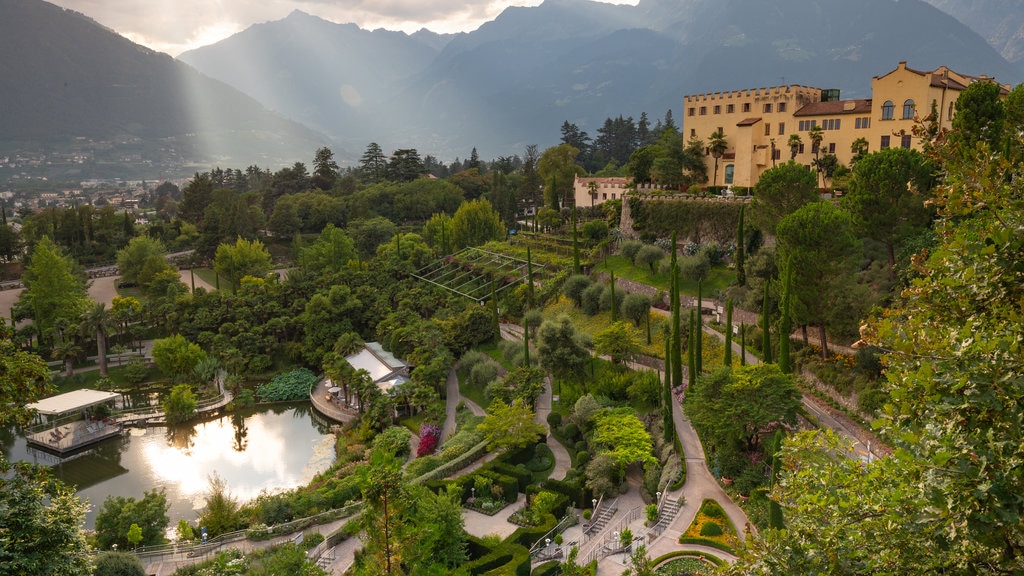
[
  {"x1": 52, "y1": 332, "x2": 82, "y2": 378},
  {"x1": 787, "y1": 134, "x2": 803, "y2": 160},
  {"x1": 850, "y1": 137, "x2": 869, "y2": 166},
  {"x1": 708, "y1": 130, "x2": 728, "y2": 187},
  {"x1": 80, "y1": 302, "x2": 114, "y2": 377},
  {"x1": 808, "y1": 125, "x2": 825, "y2": 187}
]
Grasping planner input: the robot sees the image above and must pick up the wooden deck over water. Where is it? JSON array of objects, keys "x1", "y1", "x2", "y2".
[
  {"x1": 309, "y1": 379, "x2": 358, "y2": 425},
  {"x1": 26, "y1": 419, "x2": 124, "y2": 454}
]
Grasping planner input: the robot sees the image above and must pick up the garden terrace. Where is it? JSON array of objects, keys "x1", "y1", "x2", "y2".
[{"x1": 412, "y1": 247, "x2": 530, "y2": 303}]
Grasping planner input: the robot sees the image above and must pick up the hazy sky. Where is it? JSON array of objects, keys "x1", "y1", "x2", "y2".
[{"x1": 51, "y1": 0, "x2": 638, "y2": 57}]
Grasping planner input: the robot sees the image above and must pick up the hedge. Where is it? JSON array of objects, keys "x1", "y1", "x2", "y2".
[
  {"x1": 630, "y1": 197, "x2": 744, "y2": 244},
  {"x1": 462, "y1": 535, "x2": 532, "y2": 576},
  {"x1": 677, "y1": 536, "x2": 737, "y2": 555}
]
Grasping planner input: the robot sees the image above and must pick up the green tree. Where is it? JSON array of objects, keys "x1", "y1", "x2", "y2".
[
  {"x1": 775, "y1": 202, "x2": 861, "y2": 358},
  {"x1": 94, "y1": 488, "x2": 170, "y2": 550},
  {"x1": 151, "y1": 334, "x2": 207, "y2": 381},
  {"x1": 297, "y1": 223, "x2": 356, "y2": 275},
  {"x1": 842, "y1": 148, "x2": 934, "y2": 280},
  {"x1": 621, "y1": 292, "x2": 652, "y2": 328},
  {"x1": 591, "y1": 407, "x2": 656, "y2": 470},
  {"x1": 450, "y1": 198, "x2": 504, "y2": 250},
  {"x1": 0, "y1": 457, "x2": 90, "y2": 575},
  {"x1": 628, "y1": 144, "x2": 657, "y2": 185},
  {"x1": 592, "y1": 321, "x2": 641, "y2": 364},
  {"x1": 126, "y1": 523, "x2": 143, "y2": 549},
  {"x1": 311, "y1": 146, "x2": 339, "y2": 191},
  {"x1": 116, "y1": 236, "x2": 172, "y2": 289},
  {"x1": 80, "y1": 302, "x2": 115, "y2": 377},
  {"x1": 162, "y1": 383, "x2": 197, "y2": 424},
  {"x1": 685, "y1": 364, "x2": 800, "y2": 476},
  {"x1": 349, "y1": 216, "x2": 398, "y2": 262},
  {"x1": 409, "y1": 485, "x2": 469, "y2": 570},
  {"x1": 950, "y1": 80, "x2": 1006, "y2": 152},
  {"x1": 0, "y1": 319, "x2": 52, "y2": 426},
  {"x1": 19, "y1": 236, "x2": 89, "y2": 343},
  {"x1": 360, "y1": 142, "x2": 388, "y2": 182},
  {"x1": 213, "y1": 237, "x2": 272, "y2": 291},
  {"x1": 388, "y1": 148, "x2": 425, "y2": 182},
  {"x1": 708, "y1": 129, "x2": 728, "y2": 187},
  {"x1": 197, "y1": 473, "x2": 241, "y2": 537},
  {"x1": 477, "y1": 398, "x2": 546, "y2": 452},
  {"x1": 750, "y1": 161, "x2": 819, "y2": 233},
  {"x1": 359, "y1": 454, "x2": 412, "y2": 575},
  {"x1": 538, "y1": 144, "x2": 584, "y2": 210},
  {"x1": 537, "y1": 316, "x2": 589, "y2": 389},
  {"x1": 787, "y1": 133, "x2": 802, "y2": 160}
]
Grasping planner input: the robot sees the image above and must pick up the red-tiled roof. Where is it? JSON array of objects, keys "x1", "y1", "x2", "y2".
[
  {"x1": 736, "y1": 117, "x2": 762, "y2": 126},
  {"x1": 793, "y1": 99, "x2": 872, "y2": 116}
]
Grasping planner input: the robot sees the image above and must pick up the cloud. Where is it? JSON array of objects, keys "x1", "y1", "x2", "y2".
[{"x1": 48, "y1": 0, "x2": 545, "y2": 56}]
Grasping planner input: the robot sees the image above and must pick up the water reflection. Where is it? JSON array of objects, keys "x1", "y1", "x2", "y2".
[
  {"x1": 6, "y1": 404, "x2": 334, "y2": 528},
  {"x1": 231, "y1": 413, "x2": 248, "y2": 452}
]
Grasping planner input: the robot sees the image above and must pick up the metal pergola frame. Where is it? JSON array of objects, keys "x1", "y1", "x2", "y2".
[{"x1": 412, "y1": 247, "x2": 530, "y2": 303}]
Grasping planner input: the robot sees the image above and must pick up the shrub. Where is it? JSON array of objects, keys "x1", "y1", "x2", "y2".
[
  {"x1": 546, "y1": 411, "x2": 562, "y2": 429},
  {"x1": 563, "y1": 274, "x2": 592, "y2": 307},
  {"x1": 700, "y1": 522, "x2": 724, "y2": 537},
  {"x1": 702, "y1": 500, "x2": 726, "y2": 518},
  {"x1": 92, "y1": 551, "x2": 146, "y2": 576},
  {"x1": 581, "y1": 219, "x2": 609, "y2": 243},
  {"x1": 469, "y1": 361, "x2": 500, "y2": 389},
  {"x1": 123, "y1": 357, "x2": 149, "y2": 384},
  {"x1": 302, "y1": 532, "x2": 325, "y2": 550},
  {"x1": 372, "y1": 426, "x2": 412, "y2": 459},
  {"x1": 163, "y1": 384, "x2": 197, "y2": 424},
  {"x1": 580, "y1": 283, "x2": 605, "y2": 316},
  {"x1": 562, "y1": 422, "x2": 580, "y2": 441},
  {"x1": 634, "y1": 244, "x2": 665, "y2": 273},
  {"x1": 576, "y1": 450, "x2": 590, "y2": 466},
  {"x1": 620, "y1": 240, "x2": 643, "y2": 262}
]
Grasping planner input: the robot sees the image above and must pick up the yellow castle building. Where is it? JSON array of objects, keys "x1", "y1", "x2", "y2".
[{"x1": 682, "y1": 61, "x2": 1009, "y2": 189}]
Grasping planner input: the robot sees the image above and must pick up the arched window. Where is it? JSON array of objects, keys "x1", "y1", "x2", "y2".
[
  {"x1": 724, "y1": 164, "x2": 735, "y2": 185},
  {"x1": 903, "y1": 99, "x2": 915, "y2": 119},
  {"x1": 881, "y1": 100, "x2": 894, "y2": 120}
]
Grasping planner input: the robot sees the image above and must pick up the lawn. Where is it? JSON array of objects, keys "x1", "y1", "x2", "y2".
[
  {"x1": 596, "y1": 254, "x2": 736, "y2": 298},
  {"x1": 193, "y1": 267, "x2": 227, "y2": 291}
]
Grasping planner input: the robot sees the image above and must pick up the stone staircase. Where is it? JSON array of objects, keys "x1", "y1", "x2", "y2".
[
  {"x1": 584, "y1": 498, "x2": 617, "y2": 536},
  {"x1": 647, "y1": 497, "x2": 682, "y2": 540}
]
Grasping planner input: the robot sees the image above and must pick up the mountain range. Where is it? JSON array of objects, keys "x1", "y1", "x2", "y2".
[
  {"x1": 2, "y1": 0, "x2": 1022, "y2": 177},
  {"x1": 0, "y1": 0, "x2": 326, "y2": 178},
  {"x1": 178, "y1": 0, "x2": 1022, "y2": 162}
]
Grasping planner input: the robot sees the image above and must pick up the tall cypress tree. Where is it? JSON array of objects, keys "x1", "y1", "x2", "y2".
[
  {"x1": 778, "y1": 257, "x2": 794, "y2": 374},
  {"x1": 688, "y1": 309, "x2": 697, "y2": 386},
  {"x1": 736, "y1": 205, "x2": 746, "y2": 286},
  {"x1": 526, "y1": 244, "x2": 535, "y2": 307},
  {"x1": 523, "y1": 316, "x2": 531, "y2": 367},
  {"x1": 695, "y1": 280, "x2": 703, "y2": 375},
  {"x1": 740, "y1": 323, "x2": 747, "y2": 366},
  {"x1": 670, "y1": 233, "x2": 682, "y2": 389},
  {"x1": 761, "y1": 282, "x2": 773, "y2": 364},
  {"x1": 572, "y1": 208, "x2": 581, "y2": 274},
  {"x1": 609, "y1": 271, "x2": 617, "y2": 322},
  {"x1": 724, "y1": 298, "x2": 734, "y2": 367}
]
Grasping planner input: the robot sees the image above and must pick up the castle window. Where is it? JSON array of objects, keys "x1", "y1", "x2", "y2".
[
  {"x1": 743, "y1": 103, "x2": 751, "y2": 112},
  {"x1": 778, "y1": 102, "x2": 787, "y2": 112},
  {"x1": 765, "y1": 123, "x2": 771, "y2": 136},
  {"x1": 688, "y1": 107, "x2": 696, "y2": 117},
  {"x1": 724, "y1": 164, "x2": 735, "y2": 184},
  {"x1": 828, "y1": 143, "x2": 836, "y2": 153},
  {"x1": 947, "y1": 102, "x2": 954, "y2": 120},
  {"x1": 778, "y1": 122, "x2": 785, "y2": 135},
  {"x1": 903, "y1": 99, "x2": 915, "y2": 119},
  {"x1": 714, "y1": 105, "x2": 721, "y2": 114},
  {"x1": 882, "y1": 100, "x2": 894, "y2": 120},
  {"x1": 881, "y1": 135, "x2": 891, "y2": 149},
  {"x1": 727, "y1": 104, "x2": 735, "y2": 113},
  {"x1": 699, "y1": 106, "x2": 707, "y2": 116},
  {"x1": 901, "y1": 134, "x2": 912, "y2": 149},
  {"x1": 690, "y1": 128, "x2": 696, "y2": 138},
  {"x1": 764, "y1": 103, "x2": 773, "y2": 113}
]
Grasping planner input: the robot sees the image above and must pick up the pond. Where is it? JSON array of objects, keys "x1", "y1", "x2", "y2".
[{"x1": 1, "y1": 404, "x2": 337, "y2": 529}]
